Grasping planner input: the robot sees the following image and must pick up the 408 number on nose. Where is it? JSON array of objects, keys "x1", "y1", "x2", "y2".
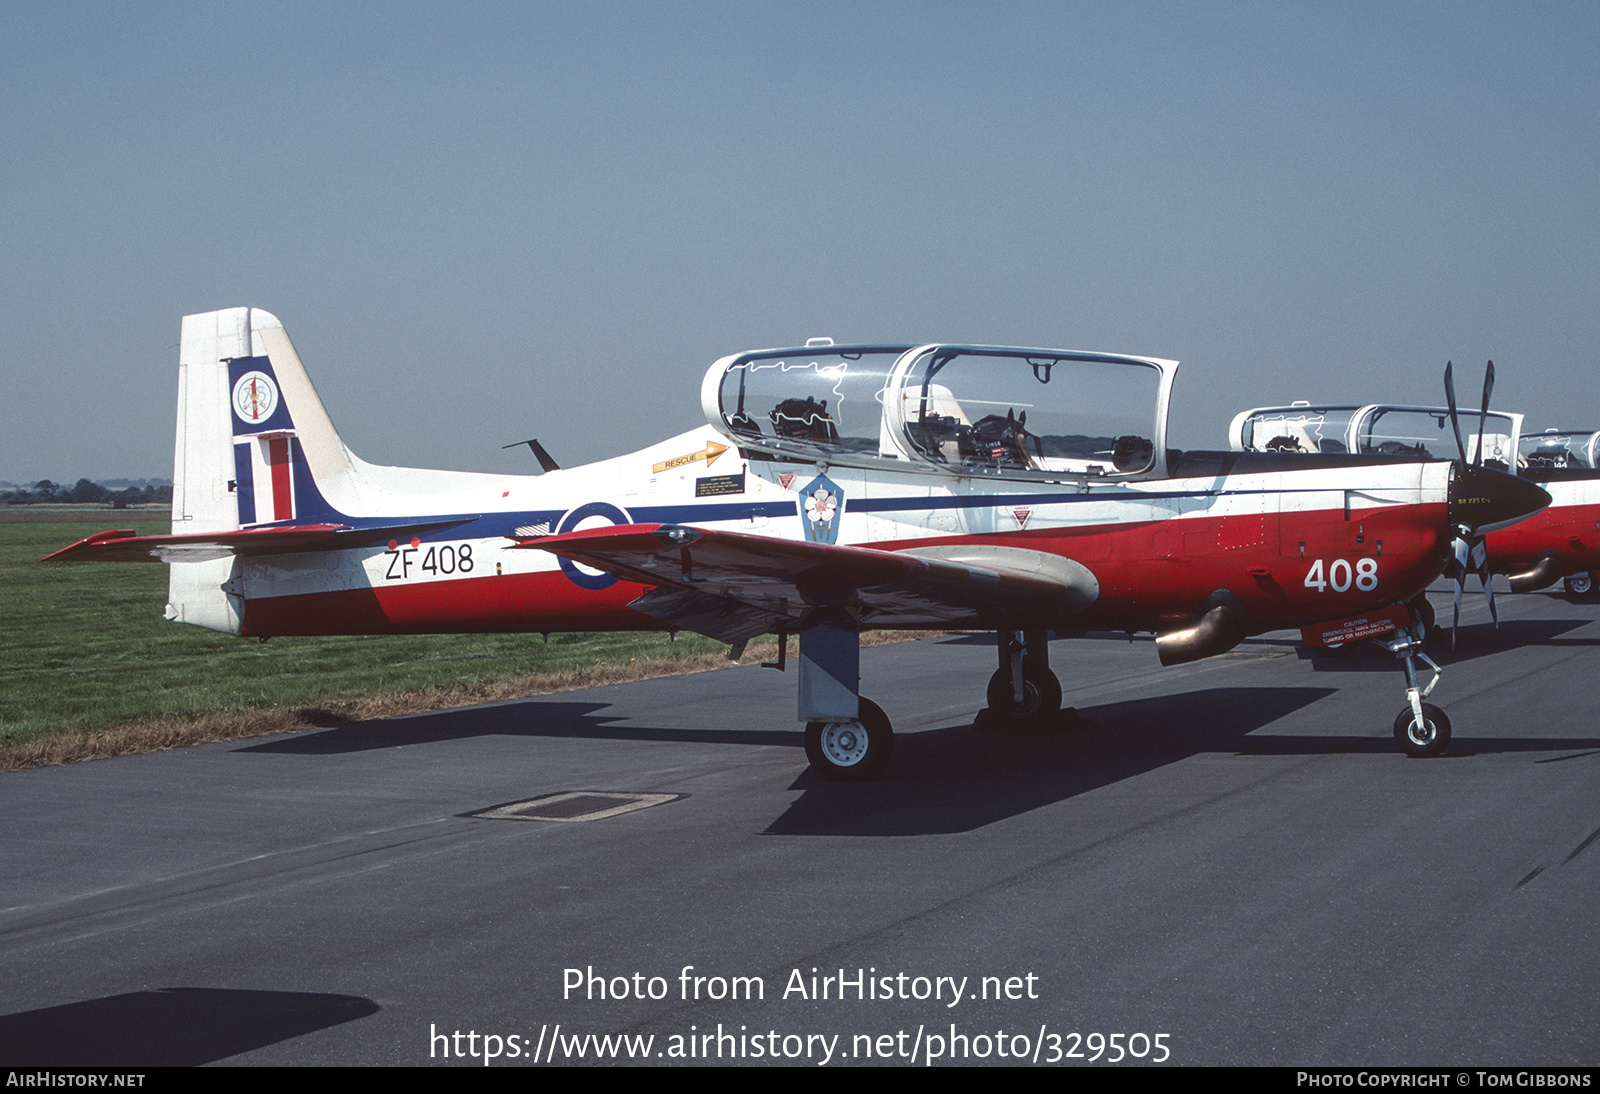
[{"x1": 1304, "y1": 557, "x2": 1378, "y2": 592}]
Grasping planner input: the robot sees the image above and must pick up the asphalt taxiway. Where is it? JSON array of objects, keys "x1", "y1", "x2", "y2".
[{"x1": 3, "y1": 587, "x2": 1598, "y2": 1066}]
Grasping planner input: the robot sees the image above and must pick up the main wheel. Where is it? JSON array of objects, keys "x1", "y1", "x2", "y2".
[
  {"x1": 1564, "y1": 571, "x2": 1596, "y2": 599},
  {"x1": 1393, "y1": 703, "x2": 1452, "y2": 758},
  {"x1": 805, "y1": 698, "x2": 893, "y2": 782},
  {"x1": 984, "y1": 665, "x2": 1063, "y2": 725}
]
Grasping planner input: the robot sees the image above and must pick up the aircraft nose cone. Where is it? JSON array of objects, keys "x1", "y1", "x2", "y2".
[{"x1": 1447, "y1": 465, "x2": 1551, "y2": 534}]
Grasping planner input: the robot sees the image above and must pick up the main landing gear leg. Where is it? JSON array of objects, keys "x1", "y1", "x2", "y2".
[
  {"x1": 798, "y1": 608, "x2": 892, "y2": 782},
  {"x1": 1382, "y1": 625, "x2": 1451, "y2": 758},
  {"x1": 980, "y1": 628, "x2": 1063, "y2": 728}
]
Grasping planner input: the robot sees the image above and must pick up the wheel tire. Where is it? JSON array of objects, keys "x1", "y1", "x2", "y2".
[
  {"x1": 984, "y1": 666, "x2": 1063, "y2": 725},
  {"x1": 1564, "y1": 571, "x2": 1596, "y2": 599},
  {"x1": 805, "y1": 698, "x2": 893, "y2": 782},
  {"x1": 1393, "y1": 703, "x2": 1452, "y2": 758}
]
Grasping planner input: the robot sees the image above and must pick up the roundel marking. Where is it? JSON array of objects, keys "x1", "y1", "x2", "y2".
[
  {"x1": 556, "y1": 501, "x2": 632, "y2": 590},
  {"x1": 232, "y1": 371, "x2": 279, "y2": 424}
]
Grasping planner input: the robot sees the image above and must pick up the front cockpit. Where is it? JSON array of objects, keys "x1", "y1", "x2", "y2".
[{"x1": 702, "y1": 342, "x2": 1176, "y2": 481}]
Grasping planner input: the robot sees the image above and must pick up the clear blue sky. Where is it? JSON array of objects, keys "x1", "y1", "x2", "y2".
[{"x1": 3, "y1": 1, "x2": 1597, "y2": 483}]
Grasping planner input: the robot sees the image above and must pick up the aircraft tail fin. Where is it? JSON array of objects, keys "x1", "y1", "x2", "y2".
[
  {"x1": 172, "y1": 307, "x2": 356, "y2": 534},
  {"x1": 168, "y1": 307, "x2": 357, "y2": 632}
]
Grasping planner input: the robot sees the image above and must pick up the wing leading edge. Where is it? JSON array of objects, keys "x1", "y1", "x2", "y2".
[{"x1": 517, "y1": 523, "x2": 1100, "y2": 644}]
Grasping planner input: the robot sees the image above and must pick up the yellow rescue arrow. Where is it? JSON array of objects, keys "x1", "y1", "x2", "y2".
[{"x1": 653, "y1": 442, "x2": 729, "y2": 474}]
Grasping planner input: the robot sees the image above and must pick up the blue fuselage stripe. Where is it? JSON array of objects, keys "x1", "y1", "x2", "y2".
[{"x1": 247, "y1": 484, "x2": 1360, "y2": 540}]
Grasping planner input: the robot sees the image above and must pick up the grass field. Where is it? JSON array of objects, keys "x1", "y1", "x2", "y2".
[{"x1": 0, "y1": 508, "x2": 757, "y2": 769}]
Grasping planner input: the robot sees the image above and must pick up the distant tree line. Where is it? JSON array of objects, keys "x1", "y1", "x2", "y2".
[{"x1": 0, "y1": 479, "x2": 173, "y2": 507}]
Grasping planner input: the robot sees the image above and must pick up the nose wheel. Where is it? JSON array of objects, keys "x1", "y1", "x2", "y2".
[
  {"x1": 1394, "y1": 702, "x2": 1452, "y2": 758},
  {"x1": 805, "y1": 698, "x2": 893, "y2": 782}
]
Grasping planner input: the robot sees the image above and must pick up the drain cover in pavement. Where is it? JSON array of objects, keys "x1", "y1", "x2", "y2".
[{"x1": 472, "y1": 792, "x2": 682, "y2": 822}]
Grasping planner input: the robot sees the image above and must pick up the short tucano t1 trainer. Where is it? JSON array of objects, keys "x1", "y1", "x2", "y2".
[{"x1": 50, "y1": 309, "x2": 1551, "y2": 779}]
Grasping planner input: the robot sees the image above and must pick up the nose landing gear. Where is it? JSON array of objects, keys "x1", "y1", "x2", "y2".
[{"x1": 1382, "y1": 621, "x2": 1450, "y2": 758}]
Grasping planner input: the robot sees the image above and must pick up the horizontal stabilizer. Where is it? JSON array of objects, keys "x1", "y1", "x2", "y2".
[
  {"x1": 518, "y1": 523, "x2": 1099, "y2": 635},
  {"x1": 45, "y1": 519, "x2": 475, "y2": 564}
]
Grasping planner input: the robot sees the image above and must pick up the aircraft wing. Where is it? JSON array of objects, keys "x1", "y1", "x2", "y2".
[
  {"x1": 517, "y1": 523, "x2": 1100, "y2": 643},
  {"x1": 44, "y1": 520, "x2": 474, "y2": 563}
]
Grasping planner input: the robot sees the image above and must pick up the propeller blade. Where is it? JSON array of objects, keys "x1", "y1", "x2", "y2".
[
  {"x1": 1450, "y1": 531, "x2": 1500, "y2": 647},
  {"x1": 1474, "y1": 360, "x2": 1496, "y2": 467},
  {"x1": 1471, "y1": 536, "x2": 1499, "y2": 628},
  {"x1": 1451, "y1": 534, "x2": 1469, "y2": 647},
  {"x1": 1443, "y1": 361, "x2": 1468, "y2": 466}
]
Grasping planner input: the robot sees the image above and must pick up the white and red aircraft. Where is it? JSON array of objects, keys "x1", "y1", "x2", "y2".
[
  {"x1": 1230, "y1": 382, "x2": 1600, "y2": 626},
  {"x1": 50, "y1": 309, "x2": 1550, "y2": 779},
  {"x1": 1500, "y1": 427, "x2": 1600, "y2": 598}
]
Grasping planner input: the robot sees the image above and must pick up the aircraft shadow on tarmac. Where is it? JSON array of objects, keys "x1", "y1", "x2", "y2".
[
  {"x1": 235, "y1": 700, "x2": 805, "y2": 755},
  {"x1": 235, "y1": 678, "x2": 1600, "y2": 837},
  {"x1": 766, "y1": 684, "x2": 1600, "y2": 836},
  {"x1": 767, "y1": 685, "x2": 1336, "y2": 836},
  {"x1": 0, "y1": 987, "x2": 378, "y2": 1067},
  {"x1": 232, "y1": 616, "x2": 1596, "y2": 761}
]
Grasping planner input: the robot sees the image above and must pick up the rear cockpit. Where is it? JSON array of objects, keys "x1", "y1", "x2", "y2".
[
  {"x1": 702, "y1": 342, "x2": 1176, "y2": 481},
  {"x1": 1230, "y1": 403, "x2": 1359, "y2": 455}
]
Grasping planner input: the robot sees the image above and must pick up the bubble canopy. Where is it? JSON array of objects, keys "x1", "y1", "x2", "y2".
[
  {"x1": 1519, "y1": 429, "x2": 1600, "y2": 471},
  {"x1": 1230, "y1": 403, "x2": 1524, "y2": 469},
  {"x1": 701, "y1": 343, "x2": 1177, "y2": 480}
]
